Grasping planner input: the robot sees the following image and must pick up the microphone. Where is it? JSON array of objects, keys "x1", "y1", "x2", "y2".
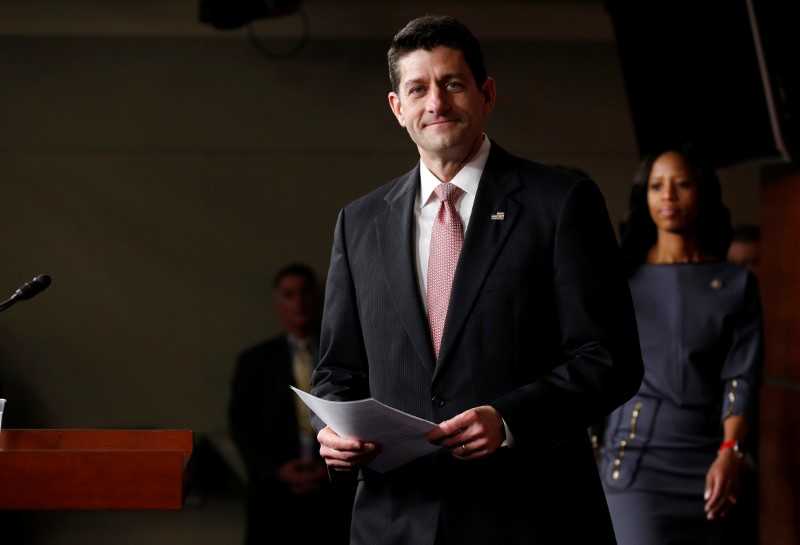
[
  {"x1": 0, "y1": 274, "x2": 52, "y2": 312},
  {"x1": 13, "y1": 274, "x2": 52, "y2": 301}
]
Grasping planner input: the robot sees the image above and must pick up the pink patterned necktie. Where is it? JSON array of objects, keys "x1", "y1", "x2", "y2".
[{"x1": 427, "y1": 183, "x2": 464, "y2": 359}]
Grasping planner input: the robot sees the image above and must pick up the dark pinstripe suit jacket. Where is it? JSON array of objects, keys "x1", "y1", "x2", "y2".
[
  {"x1": 229, "y1": 335, "x2": 301, "y2": 487},
  {"x1": 229, "y1": 334, "x2": 355, "y2": 544},
  {"x1": 311, "y1": 141, "x2": 644, "y2": 545}
]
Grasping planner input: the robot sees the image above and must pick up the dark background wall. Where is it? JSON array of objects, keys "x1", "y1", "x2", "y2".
[
  {"x1": 1, "y1": 1, "x2": 785, "y2": 543},
  {"x1": 0, "y1": 0, "x2": 762, "y2": 431}
]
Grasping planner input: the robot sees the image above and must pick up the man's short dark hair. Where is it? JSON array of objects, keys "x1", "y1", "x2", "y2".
[
  {"x1": 731, "y1": 224, "x2": 761, "y2": 243},
  {"x1": 272, "y1": 262, "x2": 318, "y2": 289},
  {"x1": 387, "y1": 15, "x2": 488, "y2": 95}
]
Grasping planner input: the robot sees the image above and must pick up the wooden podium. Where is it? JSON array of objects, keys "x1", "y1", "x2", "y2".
[{"x1": 0, "y1": 429, "x2": 193, "y2": 510}]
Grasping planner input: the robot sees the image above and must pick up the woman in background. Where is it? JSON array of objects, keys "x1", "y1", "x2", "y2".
[{"x1": 598, "y1": 143, "x2": 763, "y2": 545}]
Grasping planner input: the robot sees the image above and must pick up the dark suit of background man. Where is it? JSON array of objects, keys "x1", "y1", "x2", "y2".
[
  {"x1": 310, "y1": 14, "x2": 645, "y2": 545},
  {"x1": 228, "y1": 263, "x2": 355, "y2": 545}
]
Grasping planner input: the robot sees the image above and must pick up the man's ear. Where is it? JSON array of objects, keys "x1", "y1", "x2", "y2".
[
  {"x1": 481, "y1": 77, "x2": 497, "y2": 114},
  {"x1": 388, "y1": 92, "x2": 406, "y2": 127}
]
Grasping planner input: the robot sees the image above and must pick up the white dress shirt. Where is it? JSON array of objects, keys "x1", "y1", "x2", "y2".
[{"x1": 415, "y1": 136, "x2": 491, "y2": 309}]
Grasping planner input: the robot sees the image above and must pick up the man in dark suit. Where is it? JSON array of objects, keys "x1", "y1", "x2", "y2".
[
  {"x1": 310, "y1": 14, "x2": 644, "y2": 545},
  {"x1": 228, "y1": 263, "x2": 354, "y2": 545}
]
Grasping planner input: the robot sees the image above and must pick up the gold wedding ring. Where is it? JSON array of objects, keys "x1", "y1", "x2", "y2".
[{"x1": 461, "y1": 443, "x2": 468, "y2": 455}]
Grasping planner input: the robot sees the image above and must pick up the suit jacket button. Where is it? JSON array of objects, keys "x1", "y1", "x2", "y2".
[{"x1": 431, "y1": 395, "x2": 446, "y2": 407}]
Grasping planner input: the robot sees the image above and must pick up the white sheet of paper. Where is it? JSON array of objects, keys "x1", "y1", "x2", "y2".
[{"x1": 290, "y1": 386, "x2": 442, "y2": 473}]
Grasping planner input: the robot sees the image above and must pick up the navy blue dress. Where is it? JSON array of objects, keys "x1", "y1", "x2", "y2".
[{"x1": 598, "y1": 262, "x2": 763, "y2": 545}]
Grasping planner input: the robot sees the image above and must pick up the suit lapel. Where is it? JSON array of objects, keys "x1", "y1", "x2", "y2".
[
  {"x1": 375, "y1": 165, "x2": 438, "y2": 373},
  {"x1": 436, "y1": 146, "x2": 522, "y2": 369}
]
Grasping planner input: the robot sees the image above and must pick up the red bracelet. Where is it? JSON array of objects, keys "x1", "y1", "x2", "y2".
[{"x1": 718, "y1": 440, "x2": 741, "y2": 455}]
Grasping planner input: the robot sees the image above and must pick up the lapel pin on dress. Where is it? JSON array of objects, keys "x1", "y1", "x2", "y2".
[
  {"x1": 710, "y1": 278, "x2": 724, "y2": 290},
  {"x1": 491, "y1": 212, "x2": 505, "y2": 221}
]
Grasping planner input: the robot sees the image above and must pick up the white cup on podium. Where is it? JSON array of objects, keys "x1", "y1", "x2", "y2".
[{"x1": 0, "y1": 398, "x2": 5, "y2": 430}]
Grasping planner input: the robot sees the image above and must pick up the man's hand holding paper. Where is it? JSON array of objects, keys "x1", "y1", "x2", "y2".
[{"x1": 291, "y1": 386, "x2": 443, "y2": 472}]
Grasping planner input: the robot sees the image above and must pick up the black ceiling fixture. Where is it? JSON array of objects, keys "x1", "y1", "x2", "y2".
[
  {"x1": 199, "y1": 0, "x2": 308, "y2": 60},
  {"x1": 199, "y1": 0, "x2": 303, "y2": 30}
]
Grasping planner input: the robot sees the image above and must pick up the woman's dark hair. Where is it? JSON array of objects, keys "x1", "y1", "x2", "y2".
[
  {"x1": 387, "y1": 15, "x2": 487, "y2": 95},
  {"x1": 619, "y1": 142, "x2": 733, "y2": 276}
]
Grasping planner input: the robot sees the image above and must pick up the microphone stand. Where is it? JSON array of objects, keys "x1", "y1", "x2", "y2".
[{"x1": 0, "y1": 296, "x2": 19, "y2": 313}]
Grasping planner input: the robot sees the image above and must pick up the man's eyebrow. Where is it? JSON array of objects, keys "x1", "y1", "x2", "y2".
[
  {"x1": 402, "y1": 78, "x2": 425, "y2": 90},
  {"x1": 402, "y1": 72, "x2": 466, "y2": 91}
]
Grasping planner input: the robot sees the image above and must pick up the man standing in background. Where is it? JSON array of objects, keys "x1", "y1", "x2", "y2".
[
  {"x1": 727, "y1": 224, "x2": 763, "y2": 545},
  {"x1": 229, "y1": 263, "x2": 354, "y2": 545},
  {"x1": 728, "y1": 224, "x2": 761, "y2": 276}
]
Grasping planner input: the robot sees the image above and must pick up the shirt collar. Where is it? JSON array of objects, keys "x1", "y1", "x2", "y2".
[
  {"x1": 419, "y1": 135, "x2": 491, "y2": 208},
  {"x1": 287, "y1": 334, "x2": 317, "y2": 350}
]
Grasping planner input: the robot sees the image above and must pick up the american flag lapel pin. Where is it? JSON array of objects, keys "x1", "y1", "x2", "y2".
[{"x1": 491, "y1": 212, "x2": 505, "y2": 221}]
